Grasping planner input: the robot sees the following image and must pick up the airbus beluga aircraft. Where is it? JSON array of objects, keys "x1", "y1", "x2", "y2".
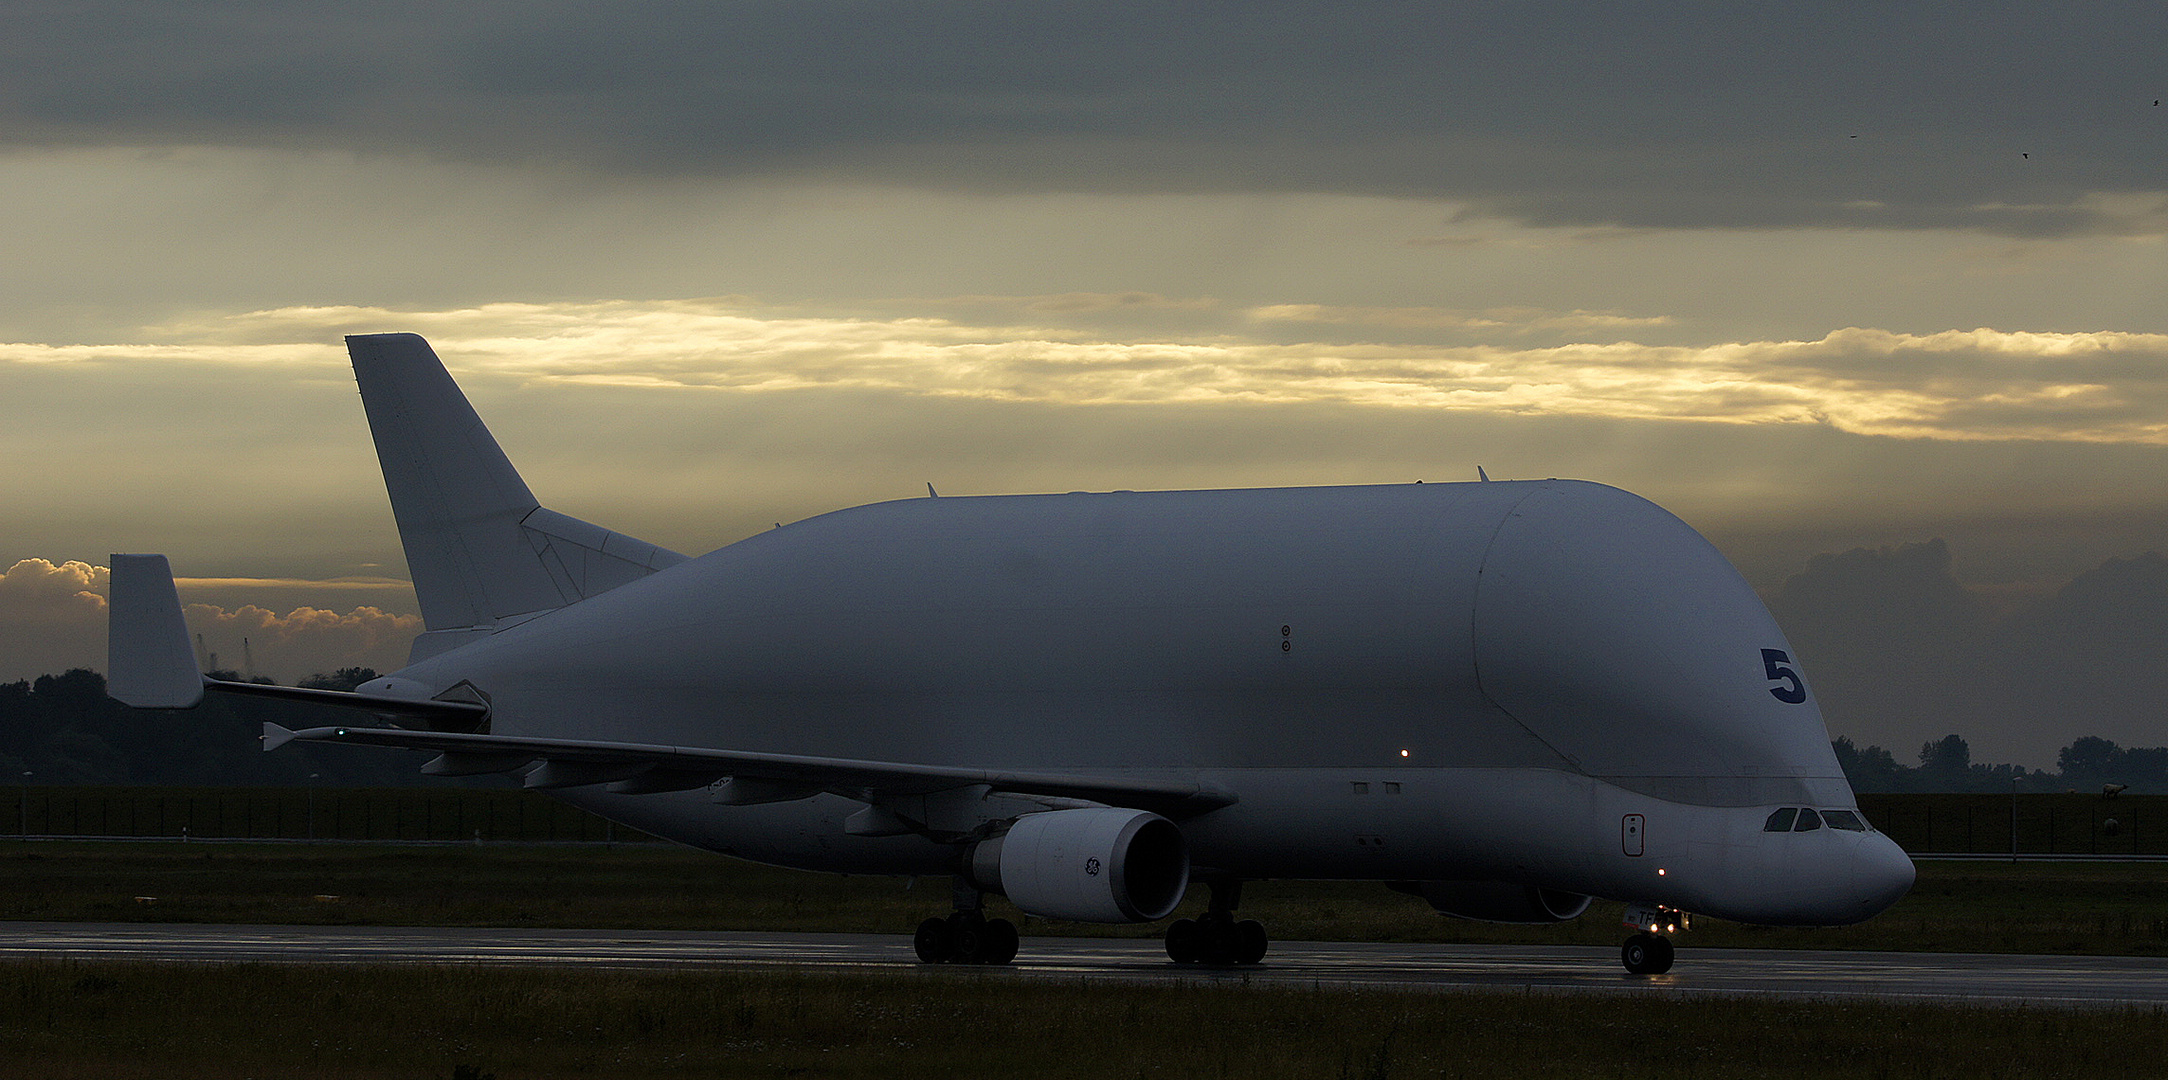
[{"x1": 110, "y1": 333, "x2": 1914, "y2": 975}]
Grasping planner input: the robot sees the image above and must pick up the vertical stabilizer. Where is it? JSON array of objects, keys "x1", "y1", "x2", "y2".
[
  {"x1": 107, "y1": 554, "x2": 205, "y2": 708},
  {"x1": 347, "y1": 334, "x2": 687, "y2": 661}
]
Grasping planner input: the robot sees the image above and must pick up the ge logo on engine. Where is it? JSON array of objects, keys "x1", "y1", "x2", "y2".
[{"x1": 1084, "y1": 857, "x2": 1102, "y2": 876}]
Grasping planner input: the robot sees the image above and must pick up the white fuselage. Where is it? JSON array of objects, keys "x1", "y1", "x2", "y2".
[{"x1": 396, "y1": 478, "x2": 1914, "y2": 925}]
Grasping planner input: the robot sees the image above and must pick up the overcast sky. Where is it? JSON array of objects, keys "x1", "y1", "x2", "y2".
[{"x1": 4, "y1": 2, "x2": 2166, "y2": 769}]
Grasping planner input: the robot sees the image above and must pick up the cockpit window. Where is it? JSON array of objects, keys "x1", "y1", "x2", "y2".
[
  {"x1": 1792, "y1": 808, "x2": 1823, "y2": 832},
  {"x1": 1763, "y1": 808, "x2": 1799, "y2": 832},
  {"x1": 1821, "y1": 809, "x2": 1867, "y2": 831}
]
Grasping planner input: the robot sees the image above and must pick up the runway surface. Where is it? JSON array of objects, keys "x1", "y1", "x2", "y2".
[{"x1": 1, "y1": 922, "x2": 2162, "y2": 1008}]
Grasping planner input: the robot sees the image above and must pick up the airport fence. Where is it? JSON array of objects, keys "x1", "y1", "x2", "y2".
[
  {"x1": 0, "y1": 785, "x2": 659, "y2": 844},
  {"x1": 1859, "y1": 792, "x2": 2168, "y2": 858}
]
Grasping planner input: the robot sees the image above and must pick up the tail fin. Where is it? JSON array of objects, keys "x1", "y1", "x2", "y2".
[
  {"x1": 107, "y1": 554, "x2": 206, "y2": 708},
  {"x1": 347, "y1": 334, "x2": 687, "y2": 663}
]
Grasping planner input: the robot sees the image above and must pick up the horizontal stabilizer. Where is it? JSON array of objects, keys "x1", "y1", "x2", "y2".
[
  {"x1": 263, "y1": 723, "x2": 1239, "y2": 817},
  {"x1": 107, "y1": 554, "x2": 205, "y2": 709}
]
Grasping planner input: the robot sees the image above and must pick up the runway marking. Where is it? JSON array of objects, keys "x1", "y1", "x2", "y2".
[{"x1": 0, "y1": 923, "x2": 2161, "y2": 1008}]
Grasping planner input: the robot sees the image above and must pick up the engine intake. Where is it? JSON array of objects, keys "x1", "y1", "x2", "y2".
[
  {"x1": 970, "y1": 808, "x2": 1189, "y2": 923},
  {"x1": 1391, "y1": 881, "x2": 1592, "y2": 923}
]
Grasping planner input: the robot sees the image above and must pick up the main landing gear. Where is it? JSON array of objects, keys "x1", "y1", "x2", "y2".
[
  {"x1": 913, "y1": 878, "x2": 1018, "y2": 965},
  {"x1": 1164, "y1": 879, "x2": 1268, "y2": 965}
]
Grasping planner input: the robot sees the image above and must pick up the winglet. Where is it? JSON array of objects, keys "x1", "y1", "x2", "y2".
[{"x1": 107, "y1": 554, "x2": 206, "y2": 709}]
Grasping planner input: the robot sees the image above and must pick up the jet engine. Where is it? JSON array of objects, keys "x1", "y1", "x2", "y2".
[
  {"x1": 1391, "y1": 881, "x2": 1592, "y2": 923},
  {"x1": 969, "y1": 807, "x2": 1189, "y2": 923}
]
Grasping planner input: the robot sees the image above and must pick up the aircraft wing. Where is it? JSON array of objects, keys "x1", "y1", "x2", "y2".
[
  {"x1": 262, "y1": 722, "x2": 1237, "y2": 817},
  {"x1": 113, "y1": 551, "x2": 1232, "y2": 817}
]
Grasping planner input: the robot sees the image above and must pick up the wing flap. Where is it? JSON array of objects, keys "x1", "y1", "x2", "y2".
[
  {"x1": 213, "y1": 679, "x2": 492, "y2": 727},
  {"x1": 263, "y1": 723, "x2": 1237, "y2": 816}
]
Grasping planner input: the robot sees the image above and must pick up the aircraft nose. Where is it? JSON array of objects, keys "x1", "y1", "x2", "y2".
[{"x1": 1854, "y1": 831, "x2": 1916, "y2": 917}]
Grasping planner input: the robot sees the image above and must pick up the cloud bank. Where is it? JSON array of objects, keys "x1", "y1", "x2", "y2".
[
  {"x1": 0, "y1": 559, "x2": 420, "y2": 685},
  {"x1": 20, "y1": 300, "x2": 2168, "y2": 444}
]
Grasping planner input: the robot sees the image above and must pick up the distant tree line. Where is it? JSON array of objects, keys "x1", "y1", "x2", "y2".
[
  {"x1": 0, "y1": 668, "x2": 491, "y2": 787},
  {"x1": 1833, "y1": 733, "x2": 2168, "y2": 794}
]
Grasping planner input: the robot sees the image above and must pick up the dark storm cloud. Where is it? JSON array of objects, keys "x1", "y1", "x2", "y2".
[
  {"x1": 1995, "y1": 553, "x2": 2168, "y2": 747},
  {"x1": 6, "y1": 1, "x2": 2163, "y2": 235},
  {"x1": 1772, "y1": 541, "x2": 2168, "y2": 770},
  {"x1": 1769, "y1": 540, "x2": 1993, "y2": 753}
]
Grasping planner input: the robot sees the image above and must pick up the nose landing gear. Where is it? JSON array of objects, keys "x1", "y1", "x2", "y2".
[
  {"x1": 1620, "y1": 932, "x2": 1674, "y2": 975},
  {"x1": 1618, "y1": 903, "x2": 1688, "y2": 975}
]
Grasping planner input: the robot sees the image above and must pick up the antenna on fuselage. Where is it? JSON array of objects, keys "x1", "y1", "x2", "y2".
[{"x1": 1477, "y1": 466, "x2": 1491, "y2": 482}]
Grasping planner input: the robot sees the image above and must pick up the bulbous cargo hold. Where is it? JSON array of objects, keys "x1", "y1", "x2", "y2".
[
  {"x1": 1470, "y1": 481, "x2": 1852, "y2": 809},
  {"x1": 458, "y1": 477, "x2": 1841, "y2": 792}
]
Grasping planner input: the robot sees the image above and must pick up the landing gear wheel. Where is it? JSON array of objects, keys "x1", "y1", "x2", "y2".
[
  {"x1": 916, "y1": 877, "x2": 1018, "y2": 966},
  {"x1": 1165, "y1": 918, "x2": 1204, "y2": 963},
  {"x1": 919, "y1": 912, "x2": 1016, "y2": 965},
  {"x1": 947, "y1": 912, "x2": 986, "y2": 963},
  {"x1": 914, "y1": 917, "x2": 954, "y2": 963},
  {"x1": 1621, "y1": 933, "x2": 1674, "y2": 975},
  {"x1": 980, "y1": 918, "x2": 1019, "y2": 965},
  {"x1": 1171, "y1": 911, "x2": 1269, "y2": 965},
  {"x1": 1168, "y1": 880, "x2": 1268, "y2": 965}
]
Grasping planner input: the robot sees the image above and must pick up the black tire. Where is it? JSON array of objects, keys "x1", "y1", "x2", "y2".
[
  {"x1": 1621, "y1": 933, "x2": 1674, "y2": 975},
  {"x1": 980, "y1": 918, "x2": 1019, "y2": 965},
  {"x1": 1233, "y1": 919, "x2": 1269, "y2": 965},
  {"x1": 1200, "y1": 913, "x2": 1239, "y2": 965},
  {"x1": 1165, "y1": 918, "x2": 1203, "y2": 963},
  {"x1": 1646, "y1": 934, "x2": 1674, "y2": 973},
  {"x1": 949, "y1": 917, "x2": 986, "y2": 964},
  {"x1": 913, "y1": 917, "x2": 954, "y2": 963}
]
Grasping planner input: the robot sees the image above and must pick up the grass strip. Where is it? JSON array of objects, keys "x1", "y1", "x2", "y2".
[{"x1": 0, "y1": 958, "x2": 2162, "y2": 1080}]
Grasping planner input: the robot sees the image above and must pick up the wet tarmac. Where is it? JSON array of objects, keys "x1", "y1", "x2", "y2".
[{"x1": 2, "y1": 922, "x2": 2162, "y2": 1008}]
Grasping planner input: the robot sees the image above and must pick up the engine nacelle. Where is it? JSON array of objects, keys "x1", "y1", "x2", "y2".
[
  {"x1": 1391, "y1": 881, "x2": 1592, "y2": 924},
  {"x1": 969, "y1": 808, "x2": 1189, "y2": 923}
]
